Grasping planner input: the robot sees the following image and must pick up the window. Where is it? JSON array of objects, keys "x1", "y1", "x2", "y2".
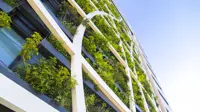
[{"x1": 0, "y1": 28, "x2": 25, "y2": 66}]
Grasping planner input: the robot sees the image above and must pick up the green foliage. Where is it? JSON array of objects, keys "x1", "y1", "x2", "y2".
[
  {"x1": 91, "y1": 0, "x2": 120, "y2": 17},
  {"x1": 115, "y1": 20, "x2": 131, "y2": 45},
  {"x1": 85, "y1": 31, "x2": 109, "y2": 53},
  {"x1": 111, "y1": 44, "x2": 125, "y2": 60},
  {"x1": 133, "y1": 52, "x2": 141, "y2": 64},
  {"x1": 92, "y1": 16, "x2": 120, "y2": 45},
  {"x1": 3, "y1": 0, "x2": 19, "y2": 7},
  {"x1": 91, "y1": 0, "x2": 109, "y2": 13},
  {"x1": 104, "y1": 0, "x2": 120, "y2": 19},
  {"x1": 62, "y1": 20, "x2": 77, "y2": 35},
  {"x1": 0, "y1": 11, "x2": 12, "y2": 28},
  {"x1": 58, "y1": 1, "x2": 82, "y2": 25},
  {"x1": 104, "y1": 15, "x2": 116, "y2": 30},
  {"x1": 84, "y1": 85, "x2": 115, "y2": 112},
  {"x1": 144, "y1": 91, "x2": 157, "y2": 112},
  {"x1": 20, "y1": 32, "x2": 42, "y2": 61},
  {"x1": 83, "y1": 31, "x2": 130, "y2": 106},
  {"x1": 57, "y1": 1, "x2": 80, "y2": 36},
  {"x1": 83, "y1": 72, "x2": 100, "y2": 91},
  {"x1": 132, "y1": 78, "x2": 146, "y2": 112},
  {"x1": 136, "y1": 63, "x2": 153, "y2": 96},
  {"x1": 83, "y1": 36, "x2": 97, "y2": 54},
  {"x1": 82, "y1": 18, "x2": 90, "y2": 27},
  {"x1": 91, "y1": 16, "x2": 125, "y2": 58},
  {"x1": 47, "y1": 34, "x2": 71, "y2": 60},
  {"x1": 17, "y1": 32, "x2": 76, "y2": 111},
  {"x1": 18, "y1": 57, "x2": 76, "y2": 110},
  {"x1": 76, "y1": 0, "x2": 96, "y2": 14},
  {"x1": 125, "y1": 49, "x2": 135, "y2": 70}
]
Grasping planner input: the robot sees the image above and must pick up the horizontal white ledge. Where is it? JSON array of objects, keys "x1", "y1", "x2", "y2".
[{"x1": 0, "y1": 73, "x2": 59, "y2": 112}]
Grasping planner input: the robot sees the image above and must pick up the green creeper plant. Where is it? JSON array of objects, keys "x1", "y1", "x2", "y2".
[
  {"x1": 75, "y1": 0, "x2": 96, "y2": 14},
  {"x1": 20, "y1": 32, "x2": 42, "y2": 61},
  {"x1": 62, "y1": 20, "x2": 77, "y2": 36},
  {"x1": 106, "y1": 2, "x2": 120, "y2": 19},
  {"x1": 83, "y1": 30, "x2": 130, "y2": 106},
  {"x1": 91, "y1": 16, "x2": 125, "y2": 58},
  {"x1": 58, "y1": 1, "x2": 82, "y2": 25},
  {"x1": 48, "y1": 34, "x2": 71, "y2": 60},
  {"x1": 3, "y1": 0, "x2": 19, "y2": 7},
  {"x1": 0, "y1": 11, "x2": 12, "y2": 28},
  {"x1": 135, "y1": 62, "x2": 153, "y2": 96},
  {"x1": 19, "y1": 57, "x2": 76, "y2": 110},
  {"x1": 144, "y1": 90, "x2": 157, "y2": 112},
  {"x1": 91, "y1": 0, "x2": 109, "y2": 13},
  {"x1": 132, "y1": 78, "x2": 146, "y2": 112},
  {"x1": 133, "y1": 52, "x2": 141, "y2": 64},
  {"x1": 83, "y1": 72, "x2": 115, "y2": 112},
  {"x1": 84, "y1": 85, "x2": 115, "y2": 112},
  {"x1": 17, "y1": 32, "x2": 76, "y2": 111}
]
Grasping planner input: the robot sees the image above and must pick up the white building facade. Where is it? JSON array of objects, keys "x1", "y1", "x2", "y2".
[{"x1": 0, "y1": 0, "x2": 172, "y2": 112}]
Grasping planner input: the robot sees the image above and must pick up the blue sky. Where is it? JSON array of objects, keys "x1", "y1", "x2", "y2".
[{"x1": 114, "y1": 0, "x2": 200, "y2": 112}]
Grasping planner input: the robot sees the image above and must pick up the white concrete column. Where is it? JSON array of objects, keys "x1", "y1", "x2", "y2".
[{"x1": 71, "y1": 24, "x2": 87, "y2": 112}]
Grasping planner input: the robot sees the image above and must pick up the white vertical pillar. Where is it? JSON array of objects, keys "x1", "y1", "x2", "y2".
[{"x1": 71, "y1": 24, "x2": 87, "y2": 112}]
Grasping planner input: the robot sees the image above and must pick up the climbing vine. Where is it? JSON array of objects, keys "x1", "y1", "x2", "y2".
[
  {"x1": 83, "y1": 30, "x2": 130, "y2": 106},
  {"x1": 144, "y1": 90, "x2": 157, "y2": 112},
  {"x1": 58, "y1": 1, "x2": 82, "y2": 25},
  {"x1": 84, "y1": 84, "x2": 115, "y2": 112},
  {"x1": 132, "y1": 78, "x2": 146, "y2": 112},
  {"x1": 20, "y1": 32, "x2": 42, "y2": 62},
  {"x1": 3, "y1": 0, "x2": 20, "y2": 7},
  {"x1": 47, "y1": 34, "x2": 71, "y2": 60},
  {"x1": 17, "y1": 32, "x2": 76, "y2": 111},
  {"x1": 75, "y1": 0, "x2": 96, "y2": 14},
  {"x1": 91, "y1": 16, "x2": 126, "y2": 59},
  {"x1": 58, "y1": 1, "x2": 82, "y2": 36},
  {"x1": 136, "y1": 62, "x2": 153, "y2": 97},
  {"x1": 91, "y1": 0, "x2": 109, "y2": 13},
  {"x1": 125, "y1": 48, "x2": 135, "y2": 70},
  {"x1": 0, "y1": 11, "x2": 12, "y2": 28}
]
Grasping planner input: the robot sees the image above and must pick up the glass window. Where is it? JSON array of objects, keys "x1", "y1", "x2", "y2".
[{"x1": 0, "y1": 28, "x2": 25, "y2": 66}]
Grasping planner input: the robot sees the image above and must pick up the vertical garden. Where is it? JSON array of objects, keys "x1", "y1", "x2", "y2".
[{"x1": 0, "y1": 0, "x2": 160, "y2": 112}]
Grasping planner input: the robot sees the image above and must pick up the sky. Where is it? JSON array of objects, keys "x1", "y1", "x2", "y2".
[{"x1": 114, "y1": 0, "x2": 200, "y2": 112}]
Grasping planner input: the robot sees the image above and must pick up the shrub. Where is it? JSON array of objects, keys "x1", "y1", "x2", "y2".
[
  {"x1": 84, "y1": 85, "x2": 115, "y2": 112},
  {"x1": 76, "y1": 0, "x2": 95, "y2": 14},
  {"x1": 144, "y1": 91, "x2": 157, "y2": 112},
  {"x1": 0, "y1": 11, "x2": 12, "y2": 28},
  {"x1": 132, "y1": 78, "x2": 146, "y2": 112},
  {"x1": 3, "y1": 0, "x2": 18, "y2": 7},
  {"x1": 20, "y1": 32, "x2": 42, "y2": 61},
  {"x1": 17, "y1": 32, "x2": 76, "y2": 111},
  {"x1": 83, "y1": 31, "x2": 130, "y2": 106},
  {"x1": 47, "y1": 34, "x2": 71, "y2": 60},
  {"x1": 58, "y1": 1, "x2": 82, "y2": 25},
  {"x1": 62, "y1": 20, "x2": 77, "y2": 36},
  {"x1": 136, "y1": 63, "x2": 153, "y2": 96}
]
